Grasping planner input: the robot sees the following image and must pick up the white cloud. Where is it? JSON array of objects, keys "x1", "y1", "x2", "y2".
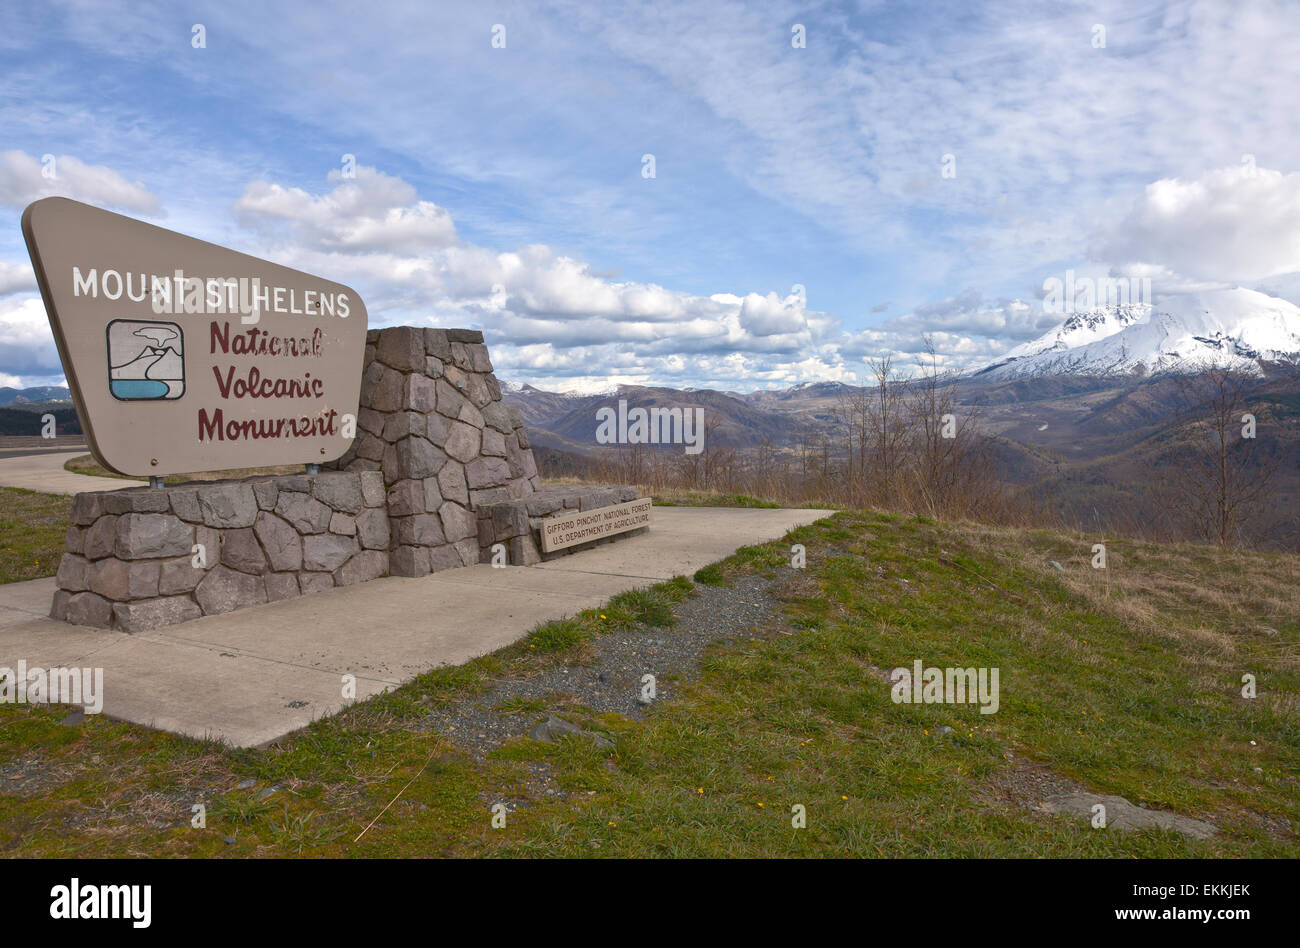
[
  {"x1": 1094, "y1": 165, "x2": 1300, "y2": 284},
  {"x1": 0, "y1": 296, "x2": 62, "y2": 378},
  {"x1": 0, "y1": 261, "x2": 35, "y2": 297},
  {"x1": 0, "y1": 150, "x2": 159, "y2": 213}
]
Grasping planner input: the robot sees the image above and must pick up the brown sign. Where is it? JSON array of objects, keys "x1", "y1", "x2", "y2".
[
  {"x1": 539, "y1": 498, "x2": 652, "y2": 552},
  {"x1": 22, "y1": 198, "x2": 368, "y2": 476}
]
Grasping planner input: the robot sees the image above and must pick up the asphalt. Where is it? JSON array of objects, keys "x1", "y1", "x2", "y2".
[{"x1": 0, "y1": 506, "x2": 830, "y2": 747}]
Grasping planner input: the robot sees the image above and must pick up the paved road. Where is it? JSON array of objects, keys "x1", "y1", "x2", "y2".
[
  {"x1": 0, "y1": 506, "x2": 832, "y2": 747},
  {"x1": 0, "y1": 449, "x2": 143, "y2": 493}
]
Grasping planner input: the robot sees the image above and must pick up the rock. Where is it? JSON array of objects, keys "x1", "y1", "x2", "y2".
[
  {"x1": 439, "y1": 502, "x2": 477, "y2": 542},
  {"x1": 481, "y1": 402, "x2": 514, "y2": 434},
  {"x1": 444, "y1": 421, "x2": 480, "y2": 462},
  {"x1": 113, "y1": 596, "x2": 203, "y2": 632},
  {"x1": 329, "y1": 512, "x2": 357, "y2": 536},
  {"x1": 392, "y1": 514, "x2": 445, "y2": 547},
  {"x1": 427, "y1": 545, "x2": 462, "y2": 572},
  {"x1": 367, "y1": 364, "x2": 406, "y2": 412},
  {"x1": 64, "y1": 525, "x2": 85, "y2": 556},
  {"x1": 83, "y1": 515, "x2": 119, "y2": 559},
  {"x1": 480, "y1": 428, "x2": 507, "y2": 457},
  {"x1": 60, "y1": 710, "x2": 84, "y2": 726},
  {"x1": 104, "y1": 489, "x2": 171, "y2": 514},
  {"x1": 386, "y1": 479, "x2": 425, "y2": 517},
  {"x1": 220, "y1": 527, "x2": 268, "y2": 574},
  {"x1": 197, "y1": 483, "x2": 258, "y2": 528},
  {"x1": 274, "y1": 491, "x2": 332, "y2": 534},
  {"x1": 311, "y1": 472, "x2": 364, "y2": 513},
  {"x1": 302, "y1": 534, "x2": 359, "y2": 572},
  {"x1": 169, "y1": 488, "x2": 202, "y2": 522},
  {"x1": 422, "y1": 477, "x2": 443, "y2": 512},
  {"x1": 264, "y1": 572, "x2": 301, "y2": 602},
  {"x1": 70, "y1": 493, "x2": 107, "y2": 526},
  {"x1": 437, "y1": 462, "x2": 469, "y2": 505},
  {"x1": 403, "y1": 374, "x2": 437, "y2": 413},
  {"x1": 1039, "y1": 792, "x2": 1216, "y2": 840},
  {"x1": 382, "y1": 410, "x2": 424, "y2": 442},
  {"x1": 56, "y1": 554, "x2": 90, "y2": 592},
  {"x1": 252, "y1": 479, "x2": 279, "y2": 511},
  {"x1": 465, "y1": 456, "x2": 511, "y2": 490},
  {"x1": 393, "y1": 437, "x2": 445, "y2": 480},
  {"x1": 60, "y1": 592, "x2": 113, "y2": 628},
  {"x1": 195, "y1": 566, "x2": 267, "y2": 615},
  {"x1": 359, "y1": 471, "x2": 385, "y2": 508},
  {"x1": 299, "y1": 572, "x2": 335, "y2": 594},
  {"x1": 390, "y1": 545, "x2": 430, "y2": 577},
  {"x1": 355, "y1": 508, "x2": 391, "y2": 550},
  {"x1": 1048, "y1": 561, "x2": 1065, "y2": 571},
  {"x1": 424, "y1": 328, "x2": 452, "y2": 360},
  {"x1": 376, "y1": 326, "x2": 426, "y2": 371},
  {"x1": 434, "y1": 379, "x2": 466, "y2": 418},
  {"x1": 115, "y1": 513, "x2": 193, "y2": 559},
  {"x1": 159, "y1": 556, "x2": 205, "y2": 595},
  {"x1": 447, "y1": 328, "x2": 484, "y2": 343},
  {"x1": 527, "y1": 716, "x2": 614, "y2": 749},
  {"x1": 236, "y1": 779, "x2": 256, "y2": 790},
  {"x1": 934, "y1": 725, "x2": 955, "y2": 735},
  {"x1": 333, "y1": 549, "x2": 388, "y2": 586},
  {"x1": 254, "y1": 512, "x2": 303, "y2": 572}
]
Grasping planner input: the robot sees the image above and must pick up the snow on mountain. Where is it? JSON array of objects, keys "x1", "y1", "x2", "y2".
[{"x1": 978, "y1": 288, "x2": 1300, "y2": 379}]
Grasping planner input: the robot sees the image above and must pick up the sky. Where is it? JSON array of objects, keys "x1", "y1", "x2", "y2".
[{"x1": 1, "y1": 0, "x2": 1299, "y2": 392}]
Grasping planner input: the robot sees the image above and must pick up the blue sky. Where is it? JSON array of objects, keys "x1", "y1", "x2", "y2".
[{"x1": 2, "y1": 0, "x2": 1299, "y2": 391}]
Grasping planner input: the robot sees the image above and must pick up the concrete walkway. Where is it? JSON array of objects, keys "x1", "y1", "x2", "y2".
[
  {"x1": 0, "y1": 506, "x2": 830, "y2": 747},
  {"x1": 0, "y1": 449, "x2": 144, "y2": 493}
]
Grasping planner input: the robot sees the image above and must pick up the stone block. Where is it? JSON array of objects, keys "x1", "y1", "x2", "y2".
[
  {"x1": 83, "y1": 515, "x2": 119, "y2": 559},
  {"x1": 195, "y1": 566, "x2": 266, "y2": 615},
  {"x1": 382, "y1": 411, "x2": 424, "y2": 442},
  {"x1": 356, "y1": 508, "x2": 391, "y2": 550},
  {"x1": 427, "y1": 545, "x2": 463, "y2": 573},
  {"x1": 113, "y1": 596, "x2": 202, "y2": 633},
  {"x1": 302, "y1": 534, "x2": 359, "y2": 572},
  {"x1": 386, "y1": 479, "x2": 425, "y2": 517},
  {"x1": 159, "y1": 556, "x2": 205, "y2": 595},
  {"x1": 368, "y1": 363, "x2": 406, "y2": 412},
  {"x1": 444, "y1": 421, "x2": 480, "y2": 463},
  {"x1": 70, "y1": 493, "x2": 106, "y2": 526},
  {"x1": 434, "y1": 379, "x2": 466, "y2": 418},
  {"x1": 330, "y1": 512, "x2": 357, "y2": 536},
  {"x1": 439, "y1": 502, "x2": 477, "y2": 542},
  {"x1": 392, "y1": 514, "x2": 445, "y2": 547},
  {"x1": 104, "y1": 489, "x2": 171, "y2": 514},
  {"x1": 359, "y1": 471, "x2": 385, "y2": 507},
  {"x1": 393, "y1": 437, "x2": 445, "y2": 480},
  {"x1": 274, "y1": 491, "x2": 332, "y2": 534},
  {"x1": 265, "y1": 572, "x2": 301, "y2": 602},
  {"x1": 115, "y1": 513, "x2": 193, "y2": 559},
  {"x1": 422, "y1": 477, "x2": 443, "y2": 512},
  {"x1": 59, "y1": 591, "x2": 113, "y2": 628},
  {"x1": 447, "y1": 328, "x2": 484, "y2": 343},
  {"x1": 299, "y1": 572, "x2": 335, "y2": 594},
  {"x1": 437, "y1": 461, "x2": 468, "y2": 505},
  {"x1": 56, "y1": 553, "x2": 90, "y2": 592},
  {"x1": 404, "y1": 374, "x2": 437, "y2": 413},
  {"x1": 252, "y1": 479, "x2": 279, "y2": 511},
  {"x1": 333, "y1": 549, "x2": 389, "y2": 586},
  {"x1": 465, "y1": 456, "x2": 511, "y2": 489},
  {"x1": 390, "y1": 545, "x2": 430, "y2": 577},
  {"x1": 376, "y1": 326, "x2": 426, "y2": 371},
  {"x1": 196, "y1": 483, "x2": 258, "y2": 528},
  {"x1": 220, "y1": 527, "x2": 268, "y2": 574},
  {"x1": 423, "y1": 328, "x2": 452, "y2": 360},
  {"x1": 311, "y1": 472, "x2": 363, "y2": 513}
]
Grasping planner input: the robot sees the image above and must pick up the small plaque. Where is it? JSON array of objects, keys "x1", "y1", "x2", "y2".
[{"x1": 539, "y1": 498, "x2": 652, "y2": 552}]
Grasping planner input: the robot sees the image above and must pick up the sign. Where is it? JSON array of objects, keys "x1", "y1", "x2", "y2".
[
  {"x1": 22, "y1": 197, "x2": 368, "y2": 476},
  {"x1": 539, "y1": 497, "x2": 652, "y2": 552}
]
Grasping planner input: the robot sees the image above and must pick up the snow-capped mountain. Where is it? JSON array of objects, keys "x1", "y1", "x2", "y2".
[{"x1": 978, "y1": 288, "x2": 1300, "y2": 379}]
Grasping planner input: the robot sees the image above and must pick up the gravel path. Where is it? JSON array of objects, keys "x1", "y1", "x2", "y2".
[{"x1": 422, "y1": 572, "x2": 787, "y2": 760}]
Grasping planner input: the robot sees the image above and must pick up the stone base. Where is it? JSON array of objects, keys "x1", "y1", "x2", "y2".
[
  {"x1": 52, "y1": 471, "x2": 390, "y2": 632},
  {"x1": 477, "y1": 484, "x2": 642, "y2": 566}
]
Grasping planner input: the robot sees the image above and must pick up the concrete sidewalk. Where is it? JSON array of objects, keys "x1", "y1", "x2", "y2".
[
  {"x1": 0, "y1": 449, "x2": 144, "y2": 493},
  {"x1": 0, "y1": 505, "x2": 830, "y2": 746}
]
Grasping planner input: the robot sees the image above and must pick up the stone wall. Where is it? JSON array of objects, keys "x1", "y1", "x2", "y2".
[
  {"x1": 329, "y1": 327, "x2": 540, "y2": 576},
  {"x1": 50, "y1": 326, "x2": 646, "y2": 632},
  {"x1": 52, "y1": 472, "x2": 389, "y2": 632}
]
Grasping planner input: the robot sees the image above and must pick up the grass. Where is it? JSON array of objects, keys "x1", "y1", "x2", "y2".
[
  {"x1": 0, "y1": 511, "x2": 1295, "y2": 857},
  {"x1": 0, "y1": 487, "x2": 72, "y2": 584},
  {"x1": 63, "y1": 454, "x2": 302, "y2": 485}
]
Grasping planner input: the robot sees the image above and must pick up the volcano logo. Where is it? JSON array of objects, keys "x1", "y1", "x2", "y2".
[{"x1": 106, "y1": 319, "x2": 185, "y2": 400}]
